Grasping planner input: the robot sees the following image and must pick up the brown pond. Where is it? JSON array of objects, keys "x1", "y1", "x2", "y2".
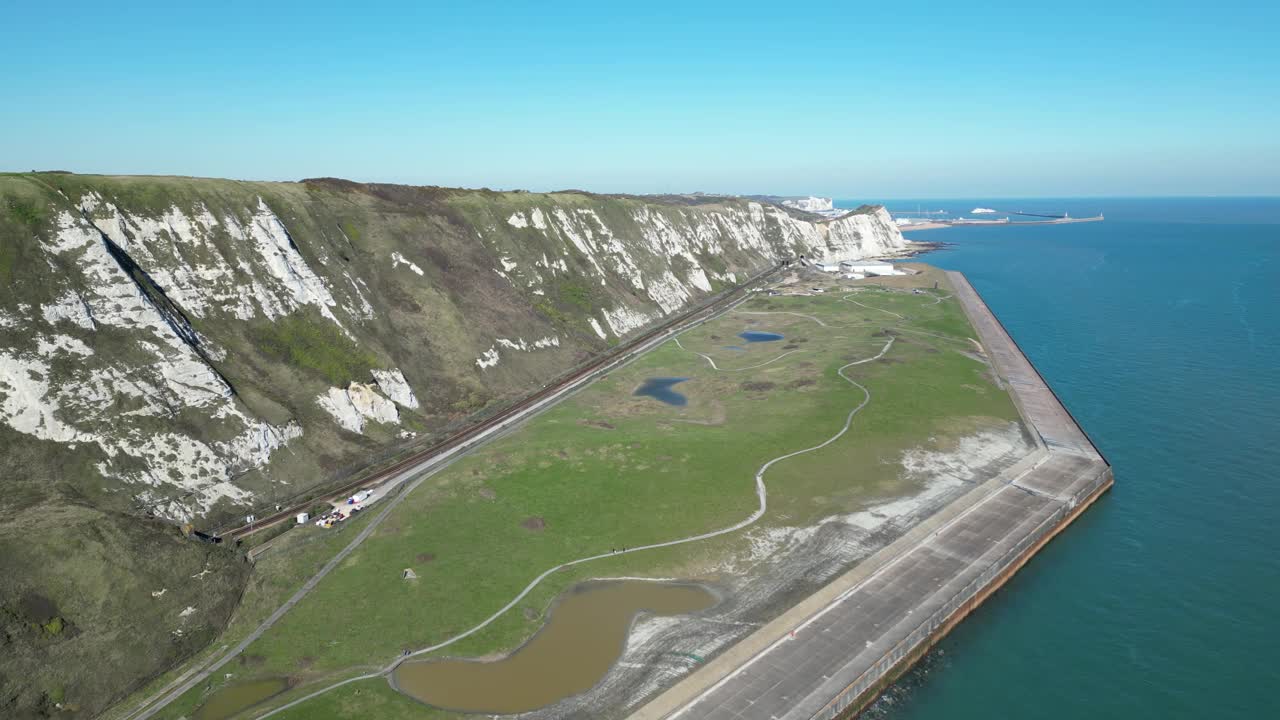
[
  {"x1": 392, "y1": 580, "x2": 716, "y2": 713},
  {"x1": 192, "y1": 677, "x2": 289, "y2": 720}
]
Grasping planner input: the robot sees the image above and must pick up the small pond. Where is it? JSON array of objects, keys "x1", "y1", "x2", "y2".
[
  {"x1": 392, "y1": 580, "x2": 716, "y2": 713},
  {"x1": 193, "y1": 677, "x2": 289, "y2": 720},
  {"x1": 738, "y1": 330, "x2": 785, "y2": 342},
  {"x1": 633, "y1": 377, "x2": 690, "y2": 406}
]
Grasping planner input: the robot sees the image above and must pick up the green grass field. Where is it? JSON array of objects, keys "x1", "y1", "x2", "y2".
[{"x1": 151, "y1": 266, "x2": 1024, "y2": 719}]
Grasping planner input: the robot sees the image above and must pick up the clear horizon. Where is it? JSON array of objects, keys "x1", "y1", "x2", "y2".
[{"x1": 3, "y1": 1, "x2": 1277, "y2": 197}]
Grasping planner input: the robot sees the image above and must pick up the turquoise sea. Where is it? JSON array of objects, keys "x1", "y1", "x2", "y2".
[{"x1": 840, "y1": 198, "x2": 1279, "y2": 719}]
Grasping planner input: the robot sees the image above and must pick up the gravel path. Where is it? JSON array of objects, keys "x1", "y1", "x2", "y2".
[{"x1": 841, "y1": 292, "x2": 906, "y2": 320}]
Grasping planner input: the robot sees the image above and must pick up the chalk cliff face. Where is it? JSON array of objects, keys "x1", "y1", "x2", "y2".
[{"x1": 0, "y1": 175, "x2": 907, "y2": 525}]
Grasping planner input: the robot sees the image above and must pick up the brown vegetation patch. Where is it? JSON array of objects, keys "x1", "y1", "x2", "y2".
[
  {"x1": 577, "y1": 418, "x2": 615, "y2": 430},
  {"x1": 787, "y1": 378, "x2": 816, "y2": 388},
  {"x1": 521, "y1": 516, "x2": 547, "y2": 531},
  {"x1": 740, "y1": 381, "x2": 777, "y2": 392},
  {"x1": 478, "y1": 487, "x2": 496, "y2": 500},
  {"x1": 416, "y1": 552, "x2": 436, "y2": 563},
  {"x1": 783, "y1": 343, "x2": 800, "y2": 349}
]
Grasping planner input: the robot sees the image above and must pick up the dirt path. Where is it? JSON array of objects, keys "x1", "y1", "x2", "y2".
[
  {"x1": 841, "y1": 292, "x2": 906, "y2": 320},
  {"x1": 256, "y1": 335, "x2": 896, "y2": 719},
  {"x1": 735, "y1": 310, "x2": 831, "y2": 327}
]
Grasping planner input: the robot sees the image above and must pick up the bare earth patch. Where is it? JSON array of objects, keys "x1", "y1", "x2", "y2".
[{"x1": 521, "y1": 517, "x2": 547, "y2": 531}]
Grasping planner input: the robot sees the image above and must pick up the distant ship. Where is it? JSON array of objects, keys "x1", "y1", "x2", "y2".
[{"x1": 971, "y1": 207, "x2": 997, "y2": 214}]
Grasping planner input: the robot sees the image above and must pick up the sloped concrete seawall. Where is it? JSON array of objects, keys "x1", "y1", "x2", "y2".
[{"x1": 631, "y1": 272, "x2": 1113, "y2": 720}]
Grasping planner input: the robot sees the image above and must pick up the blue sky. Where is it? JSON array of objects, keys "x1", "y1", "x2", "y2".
[{"x1": 2, "y1": 1, "x2": 1276, "y2": 197}]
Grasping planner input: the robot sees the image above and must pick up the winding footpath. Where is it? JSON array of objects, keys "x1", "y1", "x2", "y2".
[
  {"x1": 256, "y1": 334, "x2": 896, "y2": 719},
  {"x1": 735, "y1": 309, "x2": 831, "y2": 327},
  {"x1": 841, "y1": 292, "x2": 906, "y2": 320}
]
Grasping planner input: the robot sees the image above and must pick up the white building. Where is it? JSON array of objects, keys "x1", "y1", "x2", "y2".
[
  {"x1": 816, "y1": 262, "x2": 841, "y2": 272},
  {"x1": 296, "y1": 512, "x2": 310, "y2": 524},
  {"x1": 840, "y1": 259, "x2": 903, "y2": 276}
]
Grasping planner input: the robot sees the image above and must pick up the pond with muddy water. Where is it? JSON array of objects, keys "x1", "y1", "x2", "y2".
[
  {"x1": 192, "y1": 677, "x2": 289, "y2": 720},
  {"x1": 392, "y1": 580, "x2": 716, "y2": 713}
]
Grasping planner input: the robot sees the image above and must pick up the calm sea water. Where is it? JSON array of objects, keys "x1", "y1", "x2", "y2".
[{"x1": 841, "y1": 198, "x2": 1280, "y2": 719}]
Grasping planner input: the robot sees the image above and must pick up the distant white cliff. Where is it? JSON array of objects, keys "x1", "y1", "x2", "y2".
[{"x1": 783, "y1": 196, "x2": 835, "y2": 213}]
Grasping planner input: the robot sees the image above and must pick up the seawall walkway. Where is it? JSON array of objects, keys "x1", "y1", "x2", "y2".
[{"x1": 630, "y1": 271, "x2": 1112, "y2": 720}]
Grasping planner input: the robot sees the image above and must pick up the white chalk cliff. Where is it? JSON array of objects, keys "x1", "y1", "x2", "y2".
[{"x1": 0, "y1": 175, "x2": 910, "y2": 523}]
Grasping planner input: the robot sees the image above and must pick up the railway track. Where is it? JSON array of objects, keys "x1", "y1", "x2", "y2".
[{"x1": 215, "y1": 262, "x2": 785, "y2": 543}]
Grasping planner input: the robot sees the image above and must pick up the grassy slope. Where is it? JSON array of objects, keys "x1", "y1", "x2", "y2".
[
  {"x1": 0, "y1": 490, "x2": 249, "y2": 719},
  {"x1": 154, "y1": 267, "x2": 1024, "y2": 719}
]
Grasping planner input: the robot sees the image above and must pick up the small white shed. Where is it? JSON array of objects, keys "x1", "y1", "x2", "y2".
[{"x1": 295, "y1": 512, "x2": 310, "y2": 525}]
